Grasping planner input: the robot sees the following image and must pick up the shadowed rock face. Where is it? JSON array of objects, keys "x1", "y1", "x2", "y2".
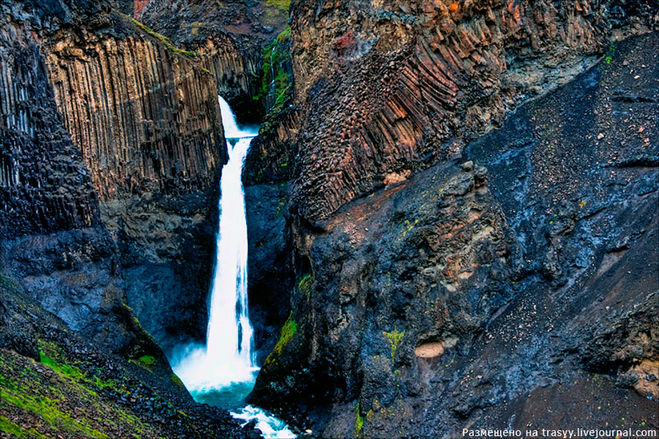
[
  {"x1": 139, "y1": 0, "x2": 291, "y2": 122},
  {"x1": 251, "y1": 32, "x2": 659, "y2": 437},
  {"x1": 0, "y1": 0, "x2": 228, "y2": 353},
  {"x1": 280, "y1": 0, "x2": 656, "y2": 224}
]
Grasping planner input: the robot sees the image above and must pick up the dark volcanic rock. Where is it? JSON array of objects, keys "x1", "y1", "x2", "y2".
[
  {"x1": 245, "y1": 183, "x2": 293, "y2": 362},
  {"x1": 252, "y1": 32, "x2": 659, "y2": 437},
  {"x1": 282, "y1": 0, "x2": 657, "y2": 224}
]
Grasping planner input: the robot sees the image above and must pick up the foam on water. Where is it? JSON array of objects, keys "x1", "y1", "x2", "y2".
[{"x1": 170, "y1": 97, "x2": 295, "y2": 438}]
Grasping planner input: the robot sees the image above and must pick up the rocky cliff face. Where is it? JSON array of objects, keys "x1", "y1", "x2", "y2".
[
  {"x1": 42, "y1": 14, "x2": 228, "y2": 349},
  {"x1": 0, "y1": 0, "x2": 254, "y2": 435},
  {"x1": 247, "y1": 0, "x2": 659, "y2": 432},
  {"x1": 251, "y1": 30, "x2": 659, "y2": 436},
  {"x1": 139, "y1": 0, "x2": 291, "y2": 121},
  {"x1": 0, "y1": 0, "x2": 229, "y2": 360},
  {"x1": 279, "y1": 0, "x2": 656, "y2": 224}
]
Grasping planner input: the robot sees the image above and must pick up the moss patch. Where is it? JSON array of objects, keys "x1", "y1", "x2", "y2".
[
  {"x1": 171, "y1": 373, "x2": 184, "y2": 389},
  {"x1": 118, "y1": 13, "x2": 197, "y2": 59},
  {"x1": 383, "y1": 328, "x2": 405, "y2": 361},
  {"x1": 0, "y1": 349, "x2": 157, "y2": 438},
  {"x1": 298, "y1": 273, "x2": 314, "y2": 299},
  {"x1": 355, "y1": 402, "x2": 364, "y2": 437}
]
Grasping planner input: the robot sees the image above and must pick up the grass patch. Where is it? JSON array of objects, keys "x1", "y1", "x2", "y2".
[
  {"x1": 119, "y1": 13, "x2": 197, "y2": 59},
  {"x1": 265, "y1": 0, "x2": 291, "y2": 11},
  {"x1": 355, "y1": 402, "x2": 364, "y2": 437},
  {"x1": 383, "y1": 329, "x2": 405, "y2": 362}
]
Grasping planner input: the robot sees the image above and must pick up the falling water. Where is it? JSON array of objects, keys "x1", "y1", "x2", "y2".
[{"x1": 170, "y1": 97, "x2": 295, "y2": 439}]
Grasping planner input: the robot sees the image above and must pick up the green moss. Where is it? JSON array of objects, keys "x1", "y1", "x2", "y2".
[
  {"x1": 131, "y1": 355, "x2": 157, "y2": 372},
  {"x1": 265, "y1": 0, "x2": 291, "y2": 11},
  {"x1": 264, "y1": 312, "x2": 298, "y2": 367},
  {"x1": 171, "y1": 373, "x2": 184, "y2": 389},
  {"x1": 0, "y1": 381, "x2": 108, "y2": 438},
  {"x1": 119, "y1": 13, "x2": 197, "y2": 59},
  {"x1": 39, "y1": 353, "x2": 85, "y2": 381},
  {"x1": 0, "y1": 415, "x2": 48, "y2": 439},
  {"x1": 355, "y1": 403, "x2": 364, "y2": 437},
  {"x1": 298, "y1": 273, "x2": 314, "y2": 299},
  {"x1": 383, "y1": 328, "x2": 405, "y2": 361},
  {"x1": 254, "y1": 26, "x2": 293, "y2": 118}
]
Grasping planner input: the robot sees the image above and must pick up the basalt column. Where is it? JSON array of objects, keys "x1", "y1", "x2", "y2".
[{"x1": 45, "y1": 25, "x2": 228, "y2": 350}]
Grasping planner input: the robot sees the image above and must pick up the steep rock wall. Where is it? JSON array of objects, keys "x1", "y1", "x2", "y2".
[
  {"x1": 252, "y1": 32, "x2": 659, "y2": 436},
  {"x1": 0, "y1": 19, "x2": 98, "y2": 238},
  {"x1": 0, "y1": 0, "x2": 230, "y2": 354},
  {"x1": 45, "y1": 28, "x2": 224, "y2": 200},
  {"x1": 285, "y1": 0, "x2": 656, "y2": 223},
  {"x1": 0, "y1": 1, "x2": 161, "y2": 358},
  {"x1": 42, "y1": 17, "x2": 228, "y2": 349}
]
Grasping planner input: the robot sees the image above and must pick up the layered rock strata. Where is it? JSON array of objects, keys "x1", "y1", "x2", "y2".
[
  {"x1": 285, "y1": 0, "x2": 657, "y2": 223},
  {"x1": 252, "y1": 31, "x2": 659, "y2": 437}
]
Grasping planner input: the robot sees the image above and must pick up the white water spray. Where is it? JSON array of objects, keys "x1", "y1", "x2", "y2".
[{"x1": 171, "y1": 97, "x2": 295, "y2": 439}]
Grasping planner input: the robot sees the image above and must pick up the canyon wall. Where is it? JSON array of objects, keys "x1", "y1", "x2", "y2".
[
  {"x1": 0, "y1": 0, "x2": 230, "y2": 354},
  {"x1": 281, "y1": 0, "x2": 656, "y2": 224},
  {"x1": 252, "y1": 30, "x2": 659, "y2": 436},
  {"x1": 247, "y1": 0, "x2": 659, "y2": 435},
  {"x1": 43, "y1": 16, "x2": 228, "y2": 350},
  {"x1": 140, "y1": 0, "x2": 291, "y2": 121}
]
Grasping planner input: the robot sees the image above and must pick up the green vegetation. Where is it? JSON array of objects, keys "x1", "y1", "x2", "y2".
[
  {"x1": 273, "y1": 312, "x2": 297, "y2": 357},
  {"x1": 355, "y1": 403, "x2": 365, "y2": 437},
  {"x1": 171, "y1": 373, "x2": 184, "y2": 389},
  {"x1": 132, "y1": 355, "x2": 157, "y2": 372},
  {"x1": 383, "y1": 328, "x2": 405, "y2": 361},
  {"x1": 604, "y1": 42, "x2": 616, "y2": 64},
  {"x1": 40, "y1": 353, "x2": 85, "y2": 381},
  {"x1": 254, "y1": 27, "x2": 293, "y2": 118},
  {"x1": 0, "y1": 415, "x2": 48, "y2": 438},
  {"x1": 298, "y1": 273, "x2": 314, "y2": 299},
  {"x1": 119, "y1": 13, "x2": 197, "y2": 59},
  {"x1": 265, "y1": 0, "x2": 291, "y2": 11},
  {"x1": 0, "y1": 375, "x2": 109, "y2": 439},
  {"x1": 0, "y1": 346, "x2": 157, "y2": 438}
]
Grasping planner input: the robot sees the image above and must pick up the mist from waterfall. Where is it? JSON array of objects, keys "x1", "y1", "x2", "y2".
[{"x1": 170, "y1": 97, "x2": 295, "y2": 438}]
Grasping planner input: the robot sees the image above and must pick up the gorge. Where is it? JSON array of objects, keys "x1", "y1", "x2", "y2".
[{"x1": 0, "y1": 0, "x2": 657, "y2": 438}]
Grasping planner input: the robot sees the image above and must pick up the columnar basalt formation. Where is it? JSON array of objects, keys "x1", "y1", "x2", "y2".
[
  {"x1": 0, "y1": 19, "x2": 98, "y2": 238},
  {"x1": 139, "y1": 0, "x2": 290, "y2": 119},
  {"x1": 285, "y1": 0, "x2": 656, "y2": 223},
  {"x1": 0, "y1": 0, "x2": 164, "y2": 358},
  {"x1": 0, "y1": 0, "x2": 231, "y2": 353},
  {"x1": 45, "y1": 32, "x2": 224, "y2": 201},
  {"x1": 252, "y1": 30, "x2": 659, "y2": 437}
]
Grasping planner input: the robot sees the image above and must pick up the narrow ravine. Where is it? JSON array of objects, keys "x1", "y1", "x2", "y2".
[{"x1": 170, "y1": 97, "x2": 295, "y2": 439}]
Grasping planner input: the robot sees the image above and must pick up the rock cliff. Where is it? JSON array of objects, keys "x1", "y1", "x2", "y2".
[
  {"x1": 279, "y1": 0, "x2": 656, "y2": 224},
  {"x1": 250, "y1": 5, "x2": 659, "y2": 435}
]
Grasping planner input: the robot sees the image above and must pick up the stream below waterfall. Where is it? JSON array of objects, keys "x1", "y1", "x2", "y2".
[{"x1": 169, "y1": 97, "x2": 296, "y2": 439}]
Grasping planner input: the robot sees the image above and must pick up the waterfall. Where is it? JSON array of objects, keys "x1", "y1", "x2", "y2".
[
  {"x1": 204, "y1": 97, "x2": 259, "y2": 382},
  {"x1": 170, "y1": 97, "x2": 295, "y2": 439}
]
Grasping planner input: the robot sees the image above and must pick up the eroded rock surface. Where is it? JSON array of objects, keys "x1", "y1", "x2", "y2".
[
  {"x1": 282, "y1": 0, "x2": 656, "y2": 224},
  {"x1": 252, "y1": 32, "x2": 659, "y2": 437}
]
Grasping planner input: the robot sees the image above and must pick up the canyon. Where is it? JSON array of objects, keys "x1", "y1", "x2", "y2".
[{"x1": 0, "y1": 0, "x2": 657, "y2": 438}]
